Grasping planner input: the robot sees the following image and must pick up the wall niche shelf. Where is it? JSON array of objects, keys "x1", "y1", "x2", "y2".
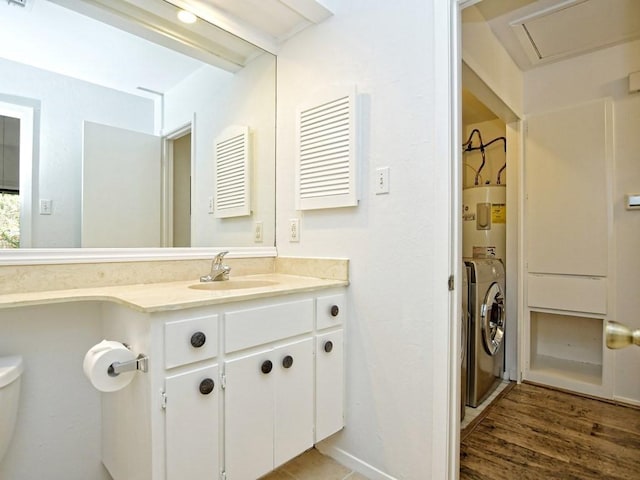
[{"x1": 525, "y1": 310, "x2": 612, "y2": 398}]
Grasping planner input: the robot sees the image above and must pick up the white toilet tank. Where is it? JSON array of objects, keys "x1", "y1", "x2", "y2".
[{"x1": 0, "y1": 355, "x2": 23, "y2": 463}]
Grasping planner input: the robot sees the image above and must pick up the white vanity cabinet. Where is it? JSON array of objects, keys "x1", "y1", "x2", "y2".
[
  {"x1": 100, "y1": 287, "x2": 346, "y2": 480},
  {"x1": 223, "y1": 298, "x2": 314, "y2": 479},
  {"x1": 165, "y1": 363, "x2": 219, "y2": 480},
  {"x1": 314, "y1": 294, "x2": 346, "y2": 442},
  {"x1": 225, "y1": 338, "x2": 314, "y2": 479},
  {"x1": 163, "y1": 314, "x2": 220, "y2": 480}
]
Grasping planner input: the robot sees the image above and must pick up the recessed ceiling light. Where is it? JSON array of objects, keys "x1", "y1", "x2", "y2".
[{"x1": 177, "y1": 10, "x2": 197, "y2": 24}]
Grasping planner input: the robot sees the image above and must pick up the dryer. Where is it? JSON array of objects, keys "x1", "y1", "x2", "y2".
[{"x1": 465, "y1": 258, "x2": 506, "y2": 408}]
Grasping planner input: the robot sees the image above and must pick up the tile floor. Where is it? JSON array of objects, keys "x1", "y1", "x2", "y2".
[{"x1": 261, "y1": 448, "x2": 369, "y2": 480}]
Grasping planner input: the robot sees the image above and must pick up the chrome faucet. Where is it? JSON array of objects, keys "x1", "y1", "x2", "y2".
[{"x1": 200, "y1": 251, "x2": 231, "y2": 282}]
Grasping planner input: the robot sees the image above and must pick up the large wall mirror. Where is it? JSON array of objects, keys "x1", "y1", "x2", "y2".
[{"x1": 0, "y1": 0, "x2": 275, "y2": 252}]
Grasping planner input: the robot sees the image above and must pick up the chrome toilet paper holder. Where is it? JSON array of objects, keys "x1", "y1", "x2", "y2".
[{"x1": 107, "y1": 343, "x2": 149, "y2": 377}]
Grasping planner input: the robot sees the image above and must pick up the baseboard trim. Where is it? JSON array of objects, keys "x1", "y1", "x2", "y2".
[
  {"x1": 613, "y1": 395, "x2": 640, "y2": 408},
  {"x1": 315, "y1": 443, "x2": 398, "y2": 480}
]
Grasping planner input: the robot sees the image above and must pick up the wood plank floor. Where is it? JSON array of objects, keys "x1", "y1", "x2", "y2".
[{"x1": 460, "y1": 383, "x2": 640, "y2": 480}]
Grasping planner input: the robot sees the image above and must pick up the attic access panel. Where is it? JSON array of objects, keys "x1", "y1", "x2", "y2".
[{"x1": 512, "y1": 0, "x2": 640, "y2": 62}]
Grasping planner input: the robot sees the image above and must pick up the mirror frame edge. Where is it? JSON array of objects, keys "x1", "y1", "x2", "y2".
[{"x1": 0, "y1": 246, "x2": 277, "y2": 266}]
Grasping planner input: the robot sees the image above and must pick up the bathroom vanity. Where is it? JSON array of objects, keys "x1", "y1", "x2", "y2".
[
  {"x1": 101, "y1": 282, "x2": 346, "y2": 480},
  {"x1": 0, "y1": 262, "x2": 347, "y2": 480}
]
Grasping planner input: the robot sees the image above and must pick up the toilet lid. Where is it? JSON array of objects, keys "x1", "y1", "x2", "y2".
[{"x1": 0, "y1": 355, "x2": 23, "y2": 388}]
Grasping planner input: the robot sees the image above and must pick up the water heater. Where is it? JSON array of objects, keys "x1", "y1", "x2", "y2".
[{"x1": 463, "y1": 185, "x2": 506, "y2": 262}]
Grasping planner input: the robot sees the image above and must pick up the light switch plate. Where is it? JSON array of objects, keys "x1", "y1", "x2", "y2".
[{"x1": 375, "y1": 167, "x2": 390, "y2": 195}]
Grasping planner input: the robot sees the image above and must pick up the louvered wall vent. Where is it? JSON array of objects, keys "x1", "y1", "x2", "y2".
[
  {"x1": 214, "y1": 125, "x2": 251, "y2": 218},
  {"x1": 295, "y1": 87, "x2": 358, "y2": 210}
]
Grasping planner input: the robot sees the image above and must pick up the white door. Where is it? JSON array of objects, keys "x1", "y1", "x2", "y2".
[
  {"x1": 273, "y1": 338, "x2": 314, "y2": 467},
  {"x1": 224, "y1": 348, "x2": 274, "y2": 480},
  {"x1": 82, "y1": 121, "x2": 161, "y2": 247},
  {"x1": 165, "y1": 364, "x2": 219, "y2": 480}
]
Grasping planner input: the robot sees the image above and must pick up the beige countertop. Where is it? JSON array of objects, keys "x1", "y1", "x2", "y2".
[{"x1": 0, "y1": 273, "x2": 348, "y2": 313}]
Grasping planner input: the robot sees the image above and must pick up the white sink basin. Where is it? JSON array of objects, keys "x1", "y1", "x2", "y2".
[{"x1": 188, "y1": 280, "x2": 278, "y2": 291}]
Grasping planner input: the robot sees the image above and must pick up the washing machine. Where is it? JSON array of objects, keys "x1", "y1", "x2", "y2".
[
  {"x1": 465, "y1": 258, "x2": 506, "y2": 408},
  {"x1": 460, "y1": 265, "x2": 469, "y2": 420}
]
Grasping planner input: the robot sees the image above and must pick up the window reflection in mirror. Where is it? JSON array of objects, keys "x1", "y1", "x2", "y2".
[{"x1": 0, "y1": 0, "x2": 275, "y2": 249}]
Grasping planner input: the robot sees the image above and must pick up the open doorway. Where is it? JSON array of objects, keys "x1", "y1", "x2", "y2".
[
  {"x1": 163, "y1": 123, "x2": 193, "y2": 247},
  {"x1": 449, "y1": 0, "x2": 523, "y2": 478},
  {"x1": 0, "y1": 114, "x2": 20, "y2": 248},
  {"x1": 0, "y1": 100, "x2": 34, "y2": 248},
  {"x1": 459, "y1": 70, "x2": 522, "y2": 432}
]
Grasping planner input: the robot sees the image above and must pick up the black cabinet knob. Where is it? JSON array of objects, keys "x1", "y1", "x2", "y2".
[
  {"x1": 324, "y1": 341, "x2": 334, "y2": 353},
  {"x1": 261, "y1": 360, "x2": 273, "y2": 374},
  {"x1": 199, "y1": 378, "x2": 215, "y2": 395},
  {"x1": 282, "y1": 355, "x2": 294, "y2": 369},
  {"x1": 190, "y1": 331, "x2": 206, "y2": 348},
  {"x1": 330, "y1": 305, "x2": 340, "y2": 317}
]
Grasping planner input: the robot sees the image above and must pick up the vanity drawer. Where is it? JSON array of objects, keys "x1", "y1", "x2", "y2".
[
  {"x1": 165, "y1": 315, "x2": 219, "y2": 369},
  {"x1": 316, "y1": 293, "x2": 346, "y2": 330},
  {"x1": 225, "y1": 299, "x2": 313, "y2": 353}
]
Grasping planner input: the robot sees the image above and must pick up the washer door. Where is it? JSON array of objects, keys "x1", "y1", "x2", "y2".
[{"x1": 480, "y1": 282, "x2": 505, "y2": 355}]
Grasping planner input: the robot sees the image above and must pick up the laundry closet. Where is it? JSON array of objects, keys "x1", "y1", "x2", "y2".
[
  {"x1": 460, "y1": 0, "x2": 640, "y2": 417},
  {"x1": 460, "y1": 81, "x2": 509, "y2": 414}
]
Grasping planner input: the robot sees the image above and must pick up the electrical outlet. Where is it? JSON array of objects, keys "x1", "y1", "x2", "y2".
[
  {"x1": 208, "y1": 196, "x2": 214, "y2": 214},
  {"x1": 375, "y1": 167, "x2": 390, "y2": 194},
  {"x1": 289, "y1": 218, "x2": 300, "y2": 242},
  {"x1": 254, "y1": 221, "x2": 263, "y2": 242}
]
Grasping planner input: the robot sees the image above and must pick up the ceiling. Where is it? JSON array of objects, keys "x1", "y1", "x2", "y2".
[
  {"x1": 462, "y1": 89, "x2": 497, "y2": 125},
  {"x1": 0, "y1": 0, "x2": 331, "y2": 98},
  {"x1": 475, "y1": 0, "x2": 640, "y2": 70},
  {"x1": 169, "y1": 0, "x2": 332, "y2": 48},
  {"x1": 0, "y1": 0, "x2": 206, "y2": 97}
]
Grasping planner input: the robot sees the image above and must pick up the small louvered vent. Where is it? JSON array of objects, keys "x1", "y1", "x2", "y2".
[
  {"x1": 214, "y1": 126, "x2": 250, "y2": 218},
  {"x1": 296, "y1": 88, "x2": 358, "y2": 210}
]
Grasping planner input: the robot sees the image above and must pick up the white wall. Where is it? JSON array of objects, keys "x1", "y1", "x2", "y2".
[
  {"x1": 276, "y1": 1, "x2": 451, "y2": 478},
  {"x1": 0, "y1": 58, "x2": 154, "y2": 247},
  {"x1": 0, "y1": 303, "x2": 111, "y2": 480},
  {"x1": 163, "y1": 53, "x2": 276, "y2": 248},
  {"x1": 461, "y1": 6, "x2": 524, "y2": 117},
  {"x1": 524, "y1": 39, "x2": 640, "y2": 404}
]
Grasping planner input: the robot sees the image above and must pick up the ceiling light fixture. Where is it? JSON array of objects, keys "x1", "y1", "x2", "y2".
[{"x1": 177, "y1": 9, "x2": 197, "y2": 24}]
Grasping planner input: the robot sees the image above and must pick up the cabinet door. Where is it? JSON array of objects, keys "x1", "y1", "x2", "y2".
[
  {"x1": 225, "y1": 348, "x2": 274, "y2": 480},
  {"x1": 165, "y1": 364, "x2": 219, "y2": 480},
  {"x1": 273, "y1": 338, "x2": 314, "y2": 467},
  {"x1": 525, "y1": 100, "x2": 611, "y2": 276},
  {"x1": 315, "y1": 330, "x2": 344, "y2": 442}
]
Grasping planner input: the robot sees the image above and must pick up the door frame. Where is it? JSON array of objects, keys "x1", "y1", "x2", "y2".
[
  {"x1": 162, "y1": 116, "x2": 196, "y2": 247},
  {"x1": 0, "y1": 99, "x2": 36, "y2": 248},
  {"x1": 431, "y1": 1, "x2": 465, "y2": 477},
  {"x1": 441, "y1": 1, "x2": 525, "y2": 478}
]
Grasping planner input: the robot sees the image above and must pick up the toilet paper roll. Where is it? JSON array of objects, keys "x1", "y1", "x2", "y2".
[{"x1": 83, "y1": 340, "x2": 136, "y2": 392}]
